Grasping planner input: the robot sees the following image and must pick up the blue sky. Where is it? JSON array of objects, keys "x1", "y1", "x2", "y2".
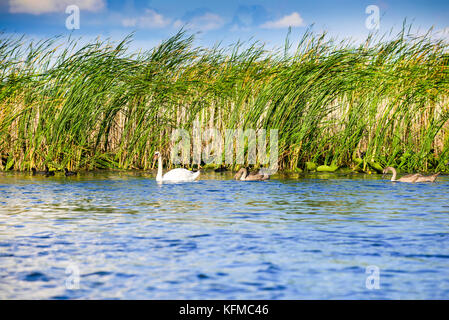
[{"x1": 1, "y1": 0, "x2": 448, "y2": 51}]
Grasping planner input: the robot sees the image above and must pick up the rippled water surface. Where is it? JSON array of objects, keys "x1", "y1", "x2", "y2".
[{"x1": 1, "y1": 171, "x2": 448, "y2": 299}]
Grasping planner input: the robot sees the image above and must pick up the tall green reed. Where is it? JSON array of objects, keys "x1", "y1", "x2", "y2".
[{"x1": 0, "y1": 27, "x2": 448, "y2": 172}]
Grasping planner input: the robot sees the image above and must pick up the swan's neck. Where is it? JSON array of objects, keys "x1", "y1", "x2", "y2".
[
  {"x1": 240, "y1": 168, "x2": 248, "y2": 181},
  {"x1": 389, "y1": 167, "x2": 397, "y2": 181},
  {"x1": 156, "y1": 156, "x2": 163, "y2": 182}
]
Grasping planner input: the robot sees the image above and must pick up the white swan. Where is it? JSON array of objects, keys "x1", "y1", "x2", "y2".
[{"x1": 154, "y1": 151, "x2": 200, "y2": 183}]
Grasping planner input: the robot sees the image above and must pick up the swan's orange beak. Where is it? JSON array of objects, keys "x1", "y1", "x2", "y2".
[{"x1": 153, "y1": 154, "x2": 159, "y2": 161}]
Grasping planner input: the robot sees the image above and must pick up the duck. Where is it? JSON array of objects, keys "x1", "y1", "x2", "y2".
[
  {"x1": 45, "y1": 169, "x2": 55, "y2": 177},
  {"x1": 32, "y1": 167, "x2": 46, "y2": 175},
  {"x1": 214, "y1": 165, "x2": 228, "y2": 173},
  {"x1": 154, "y1": 151, "x2": 200, "y2": 182},
  {"x1": 32, "y1": 165, "x2": 54, "y2": 177},
  {"x1": 234, "y1": 167, "x2": 270, "y2": 181},
  {"x1": 64, "y1": 168, "x2": 77, "y2": 176},
  {"x1": 382, "y1": 166, "x2": 439, "y2": 183}
]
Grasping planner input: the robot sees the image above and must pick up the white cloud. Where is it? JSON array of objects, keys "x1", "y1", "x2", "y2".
[
  {"x1": 176, "y1": 13, "x2": 224, "y2": 31},
  {"x1": 139, "y1": 9, "x2": 172, "y2": 28},
  {"x1": 430, "y1": 27, "x2": 449, "y2": 41},
  {"x1": 122, "y1": 18, "x2": 137, "y2": 28},
  {"x1": 189, "y1": 12, "x2": 224, "y2": 31},
  {"x1": 121, "y1": 9, "x2": 172, "y2": 29},
  {"x1": 122, "y1": 8, "x2": 224, "y2": 32},
  {"x1": 261, "y1": 12, "x2": 304, "y2": 29},
  {"x1": 173, "y1": 19, "x2": 183, "y2": 29},
  {"x1": 438, "y1": 27, "x2": 449, "y2": 36},
  {"x1": 9, "y1": 0, "x2": 105, "y2": 15}
]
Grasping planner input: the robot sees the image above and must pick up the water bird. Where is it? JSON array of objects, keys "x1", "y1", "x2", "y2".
[
  {"x1": 214, "y1": 165, "x2": 227, "y2": 173},
  {"x1": 32, "y1": 167, "x2": 46, "y2": 175},
  {"x1": 415, "y1": 172, "x2": 440, "y2": 182},
  {"x1": 234, "y1": 167, "x2": 270, "y2": 181},
  {"x1": 383, "y1": 167, "x2": 439, "y2": 183},
  {"x1": 64, "y1": 168, "x2": 77, "y2": 176},
  {"x1": 32, "y1": 165, "x2": 53, "y2": 177},
  {"x1": 45, "y1": 170, "x2": 55, "y2": 177},
  {"x1": 154, "y1": 151, "x2": 200, "y2": 182}
]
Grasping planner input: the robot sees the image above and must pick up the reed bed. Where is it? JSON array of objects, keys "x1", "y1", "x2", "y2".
[{"x1": 0, "y1": 27, "x2": 448, "y2": 172}]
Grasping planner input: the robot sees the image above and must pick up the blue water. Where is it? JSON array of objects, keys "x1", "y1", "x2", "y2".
[{"x1": 0, "y1": 171, "x2": 448, "y2": 299}]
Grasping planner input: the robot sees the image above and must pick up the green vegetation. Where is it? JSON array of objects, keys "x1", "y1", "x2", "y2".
[{"x1": 0, "y1": 26, "x2": 448, "y2": 172}]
